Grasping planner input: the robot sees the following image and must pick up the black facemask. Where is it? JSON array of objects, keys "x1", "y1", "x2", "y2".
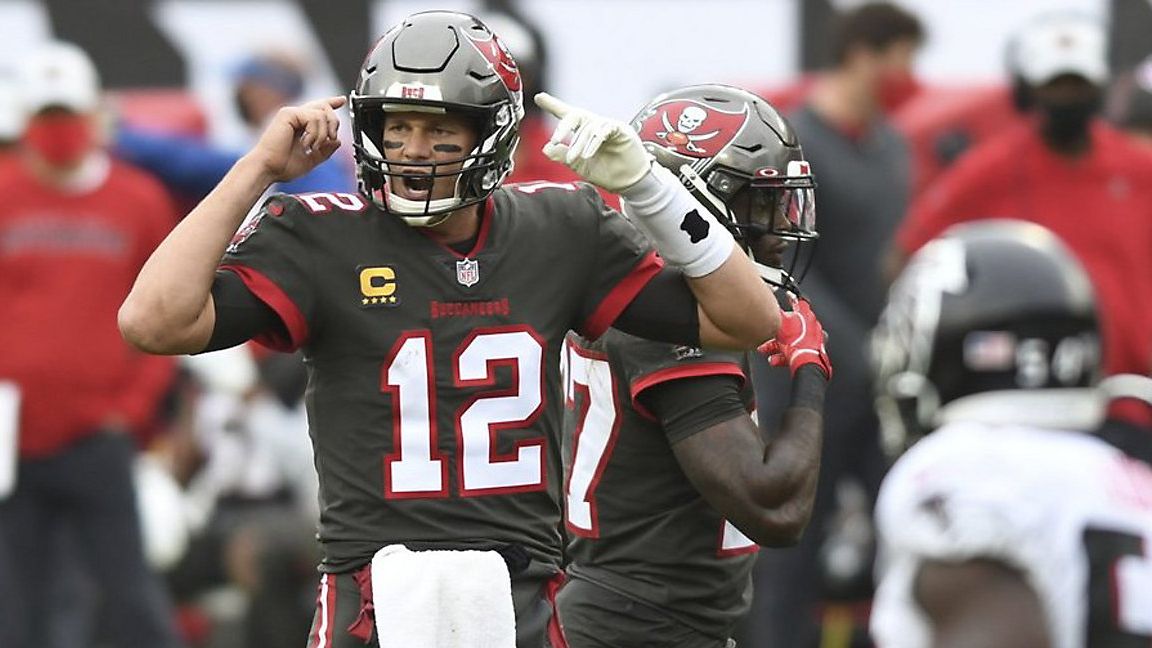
[{"x1": 1037, "y1": 96, "x2": 1100, "y2": 150}]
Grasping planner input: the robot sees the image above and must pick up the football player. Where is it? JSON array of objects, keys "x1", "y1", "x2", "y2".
[
  {"x1": 556, "y1": 85, "x2": 830, "y2": 648},
  {"x1": 118, "y1": 11, "x2": 787, "y2": 648},
  {"x1": 869, "y1": 219, "x2": 1152, "y2": 647}
]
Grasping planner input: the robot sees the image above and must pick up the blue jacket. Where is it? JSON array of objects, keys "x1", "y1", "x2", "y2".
[{"x1": 115, "y1": 127, "x2": 356, "y2": 201}]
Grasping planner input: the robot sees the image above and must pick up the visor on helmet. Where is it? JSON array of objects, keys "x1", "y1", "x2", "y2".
[{"x1": 707, "y1": 160, "x2": 817, "y2": 241}]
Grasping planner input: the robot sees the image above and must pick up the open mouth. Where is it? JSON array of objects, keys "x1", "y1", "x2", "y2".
[{"x1": 396, "y1": 172, "x2": 434, "y2": 200}]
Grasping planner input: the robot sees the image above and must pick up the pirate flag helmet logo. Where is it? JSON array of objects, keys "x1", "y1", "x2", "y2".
[{"x1": 634, "y1": 99, "x2": 749, "y2": 159}]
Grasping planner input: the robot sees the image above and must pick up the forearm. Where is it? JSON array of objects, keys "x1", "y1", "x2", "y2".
[
  {"x1": 690, "y1": 249, "x2": 782, "y2": 350},
  {"x1": 753, "y1": 398, "x2": 823, "y2": 535},
  {"x1": 757, "y1": 365, "x2": 825, "y2": 501},
  {"x1": 619, "y1": 167, "x2": 779, "y2": 349},
  {"x1": 120, "y1": 156, "x2": 274, "y2": 354},
  {"x1": 720, "y1": 368, "x2": 824, "y2": 545},
  {"x1": 671, "y1": 367, "x2": 824, "y2": 545}
]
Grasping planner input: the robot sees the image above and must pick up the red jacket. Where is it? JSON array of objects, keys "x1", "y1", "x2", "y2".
[{"x1": 0, "y1": 154, "x2": 177, "y2": 457}]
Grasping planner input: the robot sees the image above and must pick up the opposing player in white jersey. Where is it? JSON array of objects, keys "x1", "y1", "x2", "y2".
[{"x1": 868, "y1": 219, "x2": 1152, "y2": 648}]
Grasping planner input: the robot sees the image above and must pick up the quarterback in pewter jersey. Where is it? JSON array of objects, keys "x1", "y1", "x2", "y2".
[
  {"x1": 558, "y1": 85, "x2": 830, "y2": 648},
  {"x1": 119, "y1": 10, "x2": 788, "y2": 648},
  {"x1": 869, "y1": 220, "x2": 1152, "y2": 647}
]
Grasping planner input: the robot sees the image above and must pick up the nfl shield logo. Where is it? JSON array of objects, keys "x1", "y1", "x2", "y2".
[{"x1": 456, "y1": 258, "x2": 480, "y2": 287}]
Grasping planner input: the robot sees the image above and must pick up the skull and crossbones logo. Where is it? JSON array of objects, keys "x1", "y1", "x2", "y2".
[{"x1": 657, "y1": 105, "x2": 721, "y2": 153}]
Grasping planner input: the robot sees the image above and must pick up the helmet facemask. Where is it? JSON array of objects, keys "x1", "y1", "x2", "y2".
[{"x1": 351, "y1": 98, "x2": 519, "y2": 227}]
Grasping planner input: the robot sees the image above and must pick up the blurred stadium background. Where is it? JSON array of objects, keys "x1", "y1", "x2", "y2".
[{"x1": 0, "y1": 0, "x2": 1148, "y2": 141}]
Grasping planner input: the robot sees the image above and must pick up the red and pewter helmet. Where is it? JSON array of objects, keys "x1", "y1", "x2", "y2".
[
  {"x1": 632, "y1": 84, "x2": 816, "y2": 241},
  {"x1": 350, "y1": 11, "x2": 524, "y2": 227},
  {"x1": 631, "y1": 84, "x2": 817, "y2": 292}
]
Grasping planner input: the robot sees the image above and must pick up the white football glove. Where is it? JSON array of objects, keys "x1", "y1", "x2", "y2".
[{"x1": 534, "y1": 92, "x2": 652, "y2": 194}]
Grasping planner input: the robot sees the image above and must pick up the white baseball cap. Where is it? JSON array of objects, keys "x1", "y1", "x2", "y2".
[
  {"x1": 19, "y1": 41, "x2": 101, "y2": 114},
  {"x1": 1010, "y1": 14, "x2": 1107, "y2": 86}
]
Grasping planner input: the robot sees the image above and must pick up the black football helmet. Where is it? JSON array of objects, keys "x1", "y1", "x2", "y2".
[
  {"x1": 630, "y1": 84, "x2": 816, "y2": 293},
  {"x1": 871, "y1": 220, "x2": 1101, "y2": 455},
  {"x1": 350, "y1": 11, "x2": 524, "y2": 226}
]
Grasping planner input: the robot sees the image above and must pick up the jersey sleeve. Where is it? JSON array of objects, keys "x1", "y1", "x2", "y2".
[
  {"x1": 875, "y1": 426, "x2": 1044, "y2": 573},
  {"x1": 218, "y1": 194, "x2": 316, "y2": 352},
  {"x1": 612, "y1": 333, "x2": 747, "y2": 423},
  {"x1": 573, "y1": 185, "x2": 665, "y2": 339}
]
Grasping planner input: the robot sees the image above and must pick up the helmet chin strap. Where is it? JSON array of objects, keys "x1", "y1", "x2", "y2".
[{"x1": 756, "y1": 262, "x2": 800, "y2": 295}]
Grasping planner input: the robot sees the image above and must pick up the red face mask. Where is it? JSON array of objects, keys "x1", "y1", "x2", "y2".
[
  {"x1": 878, "y1": 73, "x2": 921, "y2": 114},
  {"x1": 23, "y1": 113, "x2": 95, "y2": 167}
]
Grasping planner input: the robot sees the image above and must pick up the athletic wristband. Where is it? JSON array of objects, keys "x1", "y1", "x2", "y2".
[
  {"x1": 620, "y1": 164, "x2": 736, "y2": 277},
  {"x1": 790, "y1": 364, "x2": 827, "y2": 412}
]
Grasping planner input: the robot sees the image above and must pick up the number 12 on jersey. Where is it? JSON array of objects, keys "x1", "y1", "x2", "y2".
[{"x1": 382, "y1": 328, "x2": 547, "y2": 498}]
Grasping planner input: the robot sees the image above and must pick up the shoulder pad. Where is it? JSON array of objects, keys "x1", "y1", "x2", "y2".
[{"x1": 877, "y1": 426, "x2": 1042, "y2": 570}]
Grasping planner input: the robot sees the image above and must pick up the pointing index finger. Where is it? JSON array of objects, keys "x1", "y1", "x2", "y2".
[{"x1": 534, "y1": 92, "x2": 571, "y2": 119}]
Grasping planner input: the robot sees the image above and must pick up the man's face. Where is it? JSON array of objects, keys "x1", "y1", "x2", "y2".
[
  {"x1": 22, "y1": 106, "x2": 99, "y2": 170},
  {"x1": 381, "y1": 110, "x2": 479, "y2": 203},
  {"x1": 875, "y1": 39, "x2": 919, "y2": 80},
  {"x1": 730, "y1": 188, "x2": 789, "y2": 267},
  {"x1": 870, "y1": 39, "x2": 922, "y2": 111}
]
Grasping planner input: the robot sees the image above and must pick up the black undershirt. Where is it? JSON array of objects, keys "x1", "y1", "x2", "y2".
[
  {"x1": 614, "y1": 267, "x2": 700, "y2": 346},
  {"x1": 203, "y1": 270, "x2": 285, "y2": 352}
]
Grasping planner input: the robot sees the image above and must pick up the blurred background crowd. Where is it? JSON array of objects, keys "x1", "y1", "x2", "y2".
[{"x1": 1, "y1": 0, "x2": 1151, "y2": 647}]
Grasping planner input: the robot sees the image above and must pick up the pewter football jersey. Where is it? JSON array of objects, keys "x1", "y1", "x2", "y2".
[
  {"x1": 871, "y1": 423, "x2": 1152, "y2": 648},
  {"x1": 220, "y1": 182, "x2": 661, "y2": 574},
  {"x1": 560, "y1": 329, "x2": 758, "y2": 639}
]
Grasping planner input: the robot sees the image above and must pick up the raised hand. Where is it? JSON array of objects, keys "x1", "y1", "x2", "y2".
[
  {"x1": 247, "y1": 96, "x2": 345, "y2": 184},
  {"x1": 534, "y1": 92, "x2": 652, "y2": 193},
  {"x1": 758, "y1": 295, "x2": 832, "y2": 379}
]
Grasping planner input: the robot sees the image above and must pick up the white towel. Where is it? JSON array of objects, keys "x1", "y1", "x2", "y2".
[
  {"x1": 371, "y1": 544, "x2": 516, "y2": 648},
  {"x1": 0, "y1": 381, "x2": 19, "y2": 500}
]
